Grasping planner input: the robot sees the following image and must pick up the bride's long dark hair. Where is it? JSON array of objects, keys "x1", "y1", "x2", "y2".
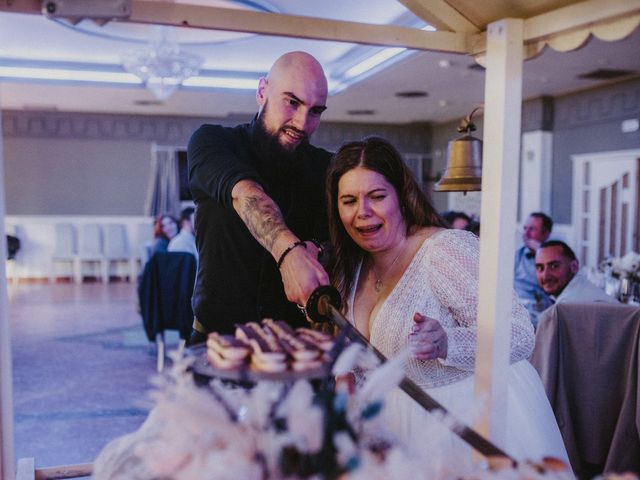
[{"x1": 326, "y1": 136, "x2": 446, "y2": 306}]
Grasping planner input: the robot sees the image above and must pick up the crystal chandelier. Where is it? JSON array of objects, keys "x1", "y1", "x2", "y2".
[{"x1": 121, "y1": 26, "x2": 203, "y2": 101}]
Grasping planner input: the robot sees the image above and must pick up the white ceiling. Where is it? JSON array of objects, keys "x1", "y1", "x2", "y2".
[{"x1": 0, "y1": 0, "x2": 639, "y2": 125}]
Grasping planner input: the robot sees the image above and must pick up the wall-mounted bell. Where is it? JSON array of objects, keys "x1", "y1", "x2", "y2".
[{"x1": 434, "y1": 107, "x2": 483, "y2": 193}]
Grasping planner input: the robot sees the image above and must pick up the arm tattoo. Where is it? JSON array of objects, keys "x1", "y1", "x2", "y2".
[{"x1": 240, "y1": 193, "x2": 288, "y2": 252}]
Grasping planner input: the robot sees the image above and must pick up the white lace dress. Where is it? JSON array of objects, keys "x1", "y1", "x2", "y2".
[{"x1": 346, "y1": 229, "x2": 569, "y2": 463}]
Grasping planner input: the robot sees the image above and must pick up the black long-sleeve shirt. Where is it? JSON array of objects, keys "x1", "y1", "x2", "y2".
[{"x1": 188, "y1": 118, "x2": 331, "y2": 334}]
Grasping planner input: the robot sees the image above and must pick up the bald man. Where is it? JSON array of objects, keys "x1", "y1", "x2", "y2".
[{"x1": 188, "y1": 52, "x2": 331, "y2": 342}]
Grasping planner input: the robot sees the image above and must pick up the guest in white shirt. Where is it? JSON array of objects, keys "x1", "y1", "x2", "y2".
[
  {"x1": 535, "y1": 240, "x2": 617, "y2": 305},
  {"x1": 168, "y1": 207, "x2": 198, "y2": 262}
]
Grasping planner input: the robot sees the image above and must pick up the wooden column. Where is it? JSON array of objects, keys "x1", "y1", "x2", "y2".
[
  {"x1": 474, "y1": 18, "x2": 524, "y2": 447},
  {"x1": 0, "y1": 88, "x2": 16, "y2": 480}
]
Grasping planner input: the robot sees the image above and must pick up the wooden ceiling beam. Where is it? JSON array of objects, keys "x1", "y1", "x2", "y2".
[
  {"x1": 468, "y1": 0, "x2": 640, "y2": 56},
  {"x1": 126, "y1": 1, "x2": 471, "y2": 53},
  {"x1": 0, "y1": 0, "x2": 40, "y2": 14},
  {"x1": 524, "y1": 0, "x2": 640, "y2": 43},
  {"x1": 0, "y1": 0, "x2": 473, "y2": 54},
  {"x1": 7, "y1": 0, "x2": 637, "y2": 58},
  {"x1": 396, "y1": 0, "x2": 480, "y2": 33}
]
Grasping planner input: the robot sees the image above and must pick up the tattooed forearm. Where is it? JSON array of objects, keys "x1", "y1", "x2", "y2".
[{"x1": 239, "y1": 193, "x2": 288, "y2": 252}]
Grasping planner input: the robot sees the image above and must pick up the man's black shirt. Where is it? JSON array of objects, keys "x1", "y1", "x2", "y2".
[{"x1": 188, "y1": 119, "x2": 331, "y2": 334}]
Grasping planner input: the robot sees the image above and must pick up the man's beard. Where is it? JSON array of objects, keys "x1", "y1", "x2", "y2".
[{"x1": 253, "y1": 105, "x2": 309, "y2": 166}]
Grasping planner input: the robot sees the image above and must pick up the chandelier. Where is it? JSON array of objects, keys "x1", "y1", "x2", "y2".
[{"x1": 121, "y1": 27, "x2": 203, "y2": 101}]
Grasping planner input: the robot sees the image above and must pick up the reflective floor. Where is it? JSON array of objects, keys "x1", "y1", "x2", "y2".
[{"x1": 8, "y1": 282, "x2": 178, "y2": 469}]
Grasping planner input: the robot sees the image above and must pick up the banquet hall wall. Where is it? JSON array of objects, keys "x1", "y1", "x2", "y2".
[
  {"x1": 1, "y1": 113, "x2": 431, "y2": 216},
  {"x1": 1, "y1": 77, "x2": 639, "y2": 280},
  {"x1": 4, "y1": 76, "x2": 638, "y2": 220},
  {"x1": 429, "y1": 77, "x2": 640, "y2": 225},
  {"x1": 1, "y1": 113, "x2": 432, "y2": 280}
]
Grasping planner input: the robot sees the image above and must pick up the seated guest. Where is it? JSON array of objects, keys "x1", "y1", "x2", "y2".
[
  {"x1": 535, "y1": 240, "x2": 618, "y2": 304},
  {"x1": 514, "y1": 212, "x2": 554, "y2": 327},
  {"x1": 441, "y1": 210, "x2": 471, "y2": 230},
  {"x1": 150, "y1": 214, "x2": 179, "y2": 256},
  {"x1": 464, "y1": 218, "x2": 480, "y2": 236},
  {"x1": 168, "y1": 207, "x2": 198, "y2": 261},
  {"x1": 326, "y1": 136, "x2": 568, "y2": 462}
]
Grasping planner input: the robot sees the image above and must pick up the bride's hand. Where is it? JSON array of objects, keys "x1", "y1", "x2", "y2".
[{"x1": 408, "y1": 312, "x2": 448, "y2": 361}]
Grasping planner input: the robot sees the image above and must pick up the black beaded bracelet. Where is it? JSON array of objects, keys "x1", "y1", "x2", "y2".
[{"x1": 277, "y1": 241, "x2": 307, "y2": 269}]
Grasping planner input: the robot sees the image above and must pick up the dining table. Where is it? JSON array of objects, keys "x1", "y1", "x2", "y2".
[{"x1": 530, "y1": 302, "x2": 640, "y2": 478}]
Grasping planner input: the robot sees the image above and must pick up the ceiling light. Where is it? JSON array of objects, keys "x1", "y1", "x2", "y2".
[
  {"x1": 468, "y1": 63, "x2": 485, "y2": 71},
  {"x1": 182, "y1": 76, "x2": 258, "y2": 90},
  {"x1": 343, "y1": 48, "x2": 406, "y2": 79},
  {"x1": 578, "y1": 68, "x2": 635, "y2": 80},
  {"x1": 395, "y1": 90, "x2": 428, "y2": 98},
  {"x1": 342, "y1": 24, "x2": 435, "y2": 81},
  {"x1": 0, "y1": 65, "x2": 140, "y2": 84},
  {"x1": 347, "y1": 109, "x2": 376, "y2": 115},
  {"x1": 133, "y1": 100, "x2": 164, "y2": 106},
  {"x1": 121, "y1": 26, "x2": 203, "y2": 101},
  {"x1": 0, "y1": 63, "x2": 262, "y2": 93}
]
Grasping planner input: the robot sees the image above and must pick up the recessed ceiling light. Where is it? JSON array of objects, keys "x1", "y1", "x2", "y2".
[
  {"x1": 347, "y1": 109, "x2": 376, "y2": 115},
  {"x1": 578, "y1": 68, "x2": 635, "y2": 80},
  {"x1": 395, "y1": 91, "x2": 428, "y2": 98},
  {"x1": 134, "y1": 100, "x2": 164, "y2": 106},
  {"x1": 22, "y1": 104, "x2": 59, "y2": 111}
]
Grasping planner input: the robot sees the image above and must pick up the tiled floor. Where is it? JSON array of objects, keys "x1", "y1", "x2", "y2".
[{"x1": 8, "y1": 282, "x2": 180, "y2": 469}]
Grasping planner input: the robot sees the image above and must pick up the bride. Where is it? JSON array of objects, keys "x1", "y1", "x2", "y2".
[{"x1": 325, "y1": 136, "x2": 568, "y2": 463}]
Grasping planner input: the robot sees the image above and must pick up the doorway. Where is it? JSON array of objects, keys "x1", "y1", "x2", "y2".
[{"x1": 572, "y1": 149, "x2": 640, "y2": 268}]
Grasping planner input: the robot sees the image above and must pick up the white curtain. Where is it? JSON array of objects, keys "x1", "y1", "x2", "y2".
[{"x1": 145, "y1": 146, "x2": 181, "y2": 218}]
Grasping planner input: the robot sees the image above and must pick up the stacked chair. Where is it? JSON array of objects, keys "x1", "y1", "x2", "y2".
[
  {"x1": 50, "y1": 223, "x2": 78, "y2": 283},
  {"x1": 76, "y1": 223, "x2": 105, "y2": 283},
  {"x1": 103, "y1": 224, "x2": 130, "y2": 282}
]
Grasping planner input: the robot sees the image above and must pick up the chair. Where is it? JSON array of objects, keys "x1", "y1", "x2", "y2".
[
  {"x1": 138, "y1": 252, "x2": 197, "y2": 372},
  {"x1": 76, "y1": 223, "x2": 105, "y2": 283},
  {"x1": 50, "y1": 223, "x2": 78, "y2": 283},
  {"x1": 103, "y1": 223, "x2": 130, "y2": 282},
  {"x1": 530, "y1": 303, "x2": 640, "y2": 478},
  {"x1": 130, "y1": 221, "x2": 154, "y2": 279}
]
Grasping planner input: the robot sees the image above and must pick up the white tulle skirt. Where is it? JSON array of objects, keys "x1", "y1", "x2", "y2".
[{"x1": 382, "y1": 360, "x2": 569, "y2": 466}]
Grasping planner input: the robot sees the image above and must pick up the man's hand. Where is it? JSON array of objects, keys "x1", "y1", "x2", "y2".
[
  {"x1": 278, "y1": 240, "x2": 329, "y2": 307},
  {"x1": 232, "y1": 179, "x2": 329, "y2": 306}
]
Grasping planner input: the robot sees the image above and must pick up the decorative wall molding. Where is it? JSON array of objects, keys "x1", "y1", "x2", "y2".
[
  {"x1": 1, "y1": 110, "x2": 240, "y2": 145},
  {"x1": 555, "y1": 78, "x2": 640, "y2": 130},
  {"x1": 2, "y1": 110, "x2": 431, "y2": 152},
  {"x1": 521, "y1": 96, "x2": 554, "y2": 132},
  {"x1": 315, "y1": 121, "x2": 430, "y2": 152}
]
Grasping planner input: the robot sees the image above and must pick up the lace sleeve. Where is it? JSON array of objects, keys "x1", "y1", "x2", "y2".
[{"x1": 426, "y1": 231, "x2": 534, "y2": 371}]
